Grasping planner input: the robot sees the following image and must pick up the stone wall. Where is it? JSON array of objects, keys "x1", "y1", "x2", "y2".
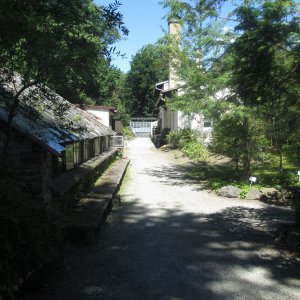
[
  {"x1": 0, "y1": 123, "x2": 46, "y2": 196},
  {"x1": 1, "y1": 123, "x2": 119, "y2": 209},
  {"x1": 52, "y1": 148, "x2": 118, "y2": 211}
]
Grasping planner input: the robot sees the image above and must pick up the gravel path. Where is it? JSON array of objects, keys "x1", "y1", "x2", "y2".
[{"x1": 28, "y1": 138, "x2": 300, "y2": 300}]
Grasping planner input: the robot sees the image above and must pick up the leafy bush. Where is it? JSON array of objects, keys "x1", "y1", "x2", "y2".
[
  {"x1": 235, "y1": 183, "x2": 264, "y2": 198},
  {"x1": 277, "y1": 170, "x2": 298, "y2": 186},
  {"x1": 182, "y1": 142, "x2": 208, "y2": 161},
  {"x1": 208, "y1": 179, "x2": 229, "y2": 191},
  {"x1": 123, "y1": 126, "x2": 135, "y2": 140},
  {"x1": 166, "y1": 130, "x2": 208, "y2": 161},
  {"x1": 166, "y1": 130, "x2": 182, "y2": 148},
  {"x1": 166, "y1": 129, "x2": 196, "y2": 149},
  {"x1": 284, "y1": 131, "x2": 300, "y2": 165},
  {"x1": 208, "y1": 177, "x2": 264, "y2": 198}
]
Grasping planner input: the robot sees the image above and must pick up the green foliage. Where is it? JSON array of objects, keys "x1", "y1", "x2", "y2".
[
  {"x1": 234, "y1": 183, "x2": 266, "y2": 199},
  {"x1": 277, "y1": 170, "x2": 299, "y2": 186},
  {"x1": 0, "y1": 159, "x2": 61, "y2": 298},
  {"x1": 189, "y1": 155, "x2": 299, "y2": 197},
  {"x1": 189, "y1": 164, "x2": 241, "y2": 191},
  {"x1": 209, "y1": 108, "x2": 268, "y2": 173},
  {"x1": 0, "y1": 0, "x2": 128, "y2": 104},
  {"x1": 231, "y1": 0, "x2": 299, "y2": 107},
  {"x1": 0, "y1": 0, "x2": 129, "y2": 155},
  {"x1": 284, "y1": 130, "x2": 300, "y2": 165},
  {"x1": 166, "y1": 130, "x2": 182, "y2": 148},
  {"x1": 182, "y1": 142, "x2": 208, "y2": 161},
  {"x1": 229, "y1": 0, "x2": 300, "y2": 171},
  {"x1": 162, "y1": 0, "x2": 300, "y2": 177},
  {"x1": 101, "y1": 68, "x2": 131, "y2": 124},
  {"x1": 205, "y1": 168, "x2": 299, "y2": 196},
  {"x1": 208, "y1": 179, "x2": 229, "y2": 192},
  {"x1": 206, "y1": 179, "x2": 257, "y2": 199},
  {"x1": 123, "y1": 126, "x2": 135, "y2": 140},
  {"x1": 160, "y1": 0, "x2": 233, "y2": 116},
  {"x1": 256, "y1": 169, "x2": 299, "y2": 188},
  {"x1": 125, "y1": 42, "x2": 169, "y2": 117},
  {"x1": 166, "y1": 129, "x2": 208, "y2": 161},
  {"x1": 167, "y1": 129, "x2": 196, "y2": 148}
]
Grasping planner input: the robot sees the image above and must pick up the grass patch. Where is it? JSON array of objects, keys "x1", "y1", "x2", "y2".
[
  {"x1": 119, "y1": 165, "x2": 131, "y2": 194},
  {"x1": 187, "y1": 157, "x2": 300, "y2": 193}
]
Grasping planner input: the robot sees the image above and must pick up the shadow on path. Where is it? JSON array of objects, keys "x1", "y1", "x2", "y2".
[{"x1": 28, "y1": 195, "x2": 300, "y2": 300}]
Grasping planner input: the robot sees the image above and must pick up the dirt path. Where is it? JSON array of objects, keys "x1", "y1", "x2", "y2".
[{"x1": 28, "y1": 138, "x2": 300, "y2": 300}]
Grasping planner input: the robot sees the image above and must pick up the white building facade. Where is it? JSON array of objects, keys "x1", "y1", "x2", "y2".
[{"x1": 154, "y1": 18, "x2": 212, "y2": 143}]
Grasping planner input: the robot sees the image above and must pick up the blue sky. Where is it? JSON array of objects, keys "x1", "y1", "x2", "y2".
[
  {"x1": 97, "y1": 0, "x2": 300, "y2": 73},
  {"x1": 96, "y1": 0, "x2": 168, "y2": 73}
]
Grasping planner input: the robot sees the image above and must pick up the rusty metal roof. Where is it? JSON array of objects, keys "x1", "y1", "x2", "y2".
[{"x1": 0, "y1": 73, "x2": 116, "y2": 155}]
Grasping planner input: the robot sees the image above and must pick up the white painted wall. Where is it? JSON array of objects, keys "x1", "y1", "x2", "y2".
[
  {"x1": 157, "y1": 68, "x2": 212, "y2": 137},
  {"x1": 158, "y1": 95, "x2": 212, "y2": 141},
  {"x1": 87, "y1": 109, "x2": 110, "y2": 128}
]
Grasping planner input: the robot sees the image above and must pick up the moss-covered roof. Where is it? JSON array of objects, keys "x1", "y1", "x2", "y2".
[{"x1": 0, "y1": 73, "x2": 115, "y2": 155}]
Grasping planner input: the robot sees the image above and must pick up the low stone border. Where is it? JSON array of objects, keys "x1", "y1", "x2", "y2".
[
  {"x1": 53, "y1": 149, "x2": 118, "y2": 210},
  {"x1": 63, "y1": 158, "x2": 130, "y2": 244}
]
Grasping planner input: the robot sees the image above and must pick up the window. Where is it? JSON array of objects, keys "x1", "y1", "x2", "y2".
[
  {"x1": 80, "y1": 142, "x2": 84, "y2": 163},
  {"x1": 94, "y1": 137, "x2": 100, "y2": 156},
  {"x1": 65, "y1": 144, "x2": 74, "y2": 170},
  {"x1": 103, "y1": 137, "x2": 108, "y2": 151},
  {"x1": 89, "y1": 139, "x2": 95, "y2": 158},
  {"x1": 101, "y1": 136, "x2": 105, "y2": 153},
  {"x1": 83, "y1": 140, "x2": 89, "y2": 161},
  {"x1": 74, "y1": 142, "x2": 82, "y2": 166}
]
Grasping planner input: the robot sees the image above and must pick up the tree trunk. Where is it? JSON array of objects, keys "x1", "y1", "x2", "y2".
[
  {"x1": 279, "y1": 142, "x2": 283, "y2": 171},
  {"x1": 242, "y1": 116, "x2": 251, "y2": 179},
  {"x1": 235, "y1": 158, "x2": 239, "y2": 173}
]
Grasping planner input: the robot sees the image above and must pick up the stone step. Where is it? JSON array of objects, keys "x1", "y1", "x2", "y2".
[{"x1": 63, "y1": 158, "x2": 130, "y2": 244}]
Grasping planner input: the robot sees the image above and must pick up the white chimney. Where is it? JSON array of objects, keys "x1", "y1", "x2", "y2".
[{"x1": 168, "y1": 17, "x2": 181, "y2": 90}]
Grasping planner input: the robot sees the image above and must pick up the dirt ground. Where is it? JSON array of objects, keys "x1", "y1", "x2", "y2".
[{"x1": 26, "y1": 138, "x2": 300, "y2": 300}]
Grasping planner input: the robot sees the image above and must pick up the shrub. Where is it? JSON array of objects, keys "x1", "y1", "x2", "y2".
[
  {"x1": 123, "y1": 126, "x2": 135, "y2": 140},
  {"x1": 276, "y1": 169, "x2": 298, "y2": 186},
  {"x1": 208, "y1": 179, "x2": 229, "y2": 191},
  {"x1": 166, "y1": 130, "x2": 208, "y2": 161},
  {"x1": 166, "y1": 130, "x2": 182, "y2": 148},
  {"x1": 235, "y1": 183, "x2": 264, "y2": 198},
  {"x1": 182, "y1": 142, "x2": 208, "y2": 161},
  {"x1": 166, "y1": 129, "x2": 197, "y2": 149}
]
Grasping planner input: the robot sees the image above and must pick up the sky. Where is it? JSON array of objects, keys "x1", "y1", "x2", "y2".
[
  {"x1": 97, "y1": 0, "x2": 300, "y2": 73},
  {"x1": 96, "y1": 0, "x2": 168, "y2": 73}
]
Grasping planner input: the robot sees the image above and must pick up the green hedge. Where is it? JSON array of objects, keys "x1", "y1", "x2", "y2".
[{"x1": 166, "y1": 130, "x2": 208, "y2": 161}]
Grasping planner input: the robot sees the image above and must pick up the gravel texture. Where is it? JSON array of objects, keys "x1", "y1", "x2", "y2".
[{"x1": 26, "y1": 138, "x2": 300, "y2": 300}]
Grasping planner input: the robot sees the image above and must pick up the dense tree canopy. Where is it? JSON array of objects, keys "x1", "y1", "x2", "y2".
[
  {"x1": 229, "y1": 0, "x2": 300, "y2": 170},
  {"x1": 0, "y1": 0, "x2": 128, "y2": 104},
  {"x1": 161, "y1": 0, "x2": 300, "y2": 176},
  {"x1": 125, "y1": 42, "x2": 169, "y2": 117},
  {"x1": 100, "y1": 66, "x2": 131, "y2": 125},
  {"x1": 0, "y1": 0, "x2": 128, "y2": 153}
]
